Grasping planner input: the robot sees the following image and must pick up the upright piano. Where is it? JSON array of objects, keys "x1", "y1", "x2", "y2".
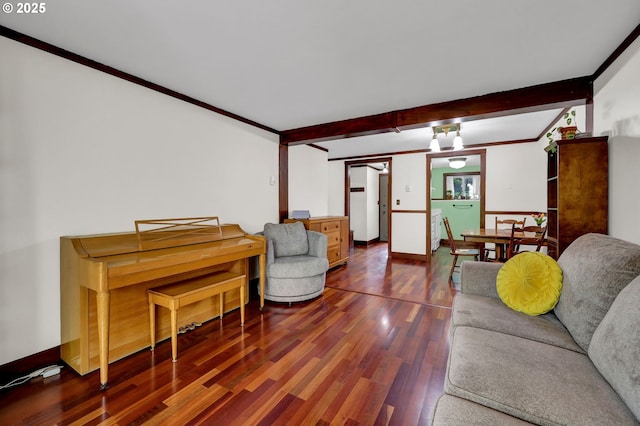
[{"x1": 60, "y1": 217, "x2": 265, "y2": 389}]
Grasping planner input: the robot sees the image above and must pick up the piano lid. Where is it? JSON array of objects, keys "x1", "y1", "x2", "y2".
[{"x1": 65, "y1": 217, "x2": 248, "y2": 258}]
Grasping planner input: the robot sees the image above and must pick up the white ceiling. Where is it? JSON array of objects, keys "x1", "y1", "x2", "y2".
[{"x1": 2, "y1": 1, "x2": 639, "y2": 159}]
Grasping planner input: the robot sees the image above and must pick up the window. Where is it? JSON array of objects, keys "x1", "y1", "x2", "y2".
[{"x1": 444, "y1": 172, "x2": 480, "y2": 200}]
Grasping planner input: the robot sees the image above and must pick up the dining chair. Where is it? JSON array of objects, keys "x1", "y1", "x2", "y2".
[
  {"x1": 506, "y1": 224, "x2": 547, "y2": 259},
  {"x1": 443, "y1": 217, "x2": 480, "y2": 287},
  {"x1": 484, "y1": 216, "x2": 527, "y2": 261}
]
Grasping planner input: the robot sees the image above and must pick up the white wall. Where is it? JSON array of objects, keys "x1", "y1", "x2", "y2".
[
  {"x1": 390, "y1": 154, "x2": 427, "y2": 254},
  {"x1": 0, "y1": 37, "x2": 280, "y2": 364},
  {"x1": 327, "y1": 161, "x2": 345, "y2": 215},
  {"x1": 288, "y1": 145, "x2": 328, "y2": 218},
  {"x1": 594, "y1": 36, "x2": 640, "y2": 244},
  {"x1": 485, "y1": 140, "x2": 552, "y2": 213}
]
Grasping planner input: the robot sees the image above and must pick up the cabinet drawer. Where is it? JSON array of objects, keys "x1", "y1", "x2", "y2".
[
  {"x1": 325, "y1": 230, "x2": 341, "y2": 247},
  {"x1": 327, "y1": 247, "x2": 341, "y2": 264},
  {"x1": 320, "y1": 221, "x2": 341, "y2": 233}
]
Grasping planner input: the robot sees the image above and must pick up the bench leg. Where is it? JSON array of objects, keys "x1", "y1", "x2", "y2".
[
  {"x1": 219, "y1": 292, "x2": 224, "y2": 320},
  {"x1": 149, "y1": 301, "x2": 155, "y2": 351},
  {"x1": 170, "y1": 308, "x2": 178, "y2": 362},
  {"x1": 240, "y1": 284, "x2": 245, "y2": 326}
]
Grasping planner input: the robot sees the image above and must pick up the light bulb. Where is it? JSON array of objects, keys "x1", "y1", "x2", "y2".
[
  {"x1": 453, "y1": 131, "x2": 463, "y2": 150},
  {"x1": 430, "y1": 135, "x2": 440, "y2": 152}
]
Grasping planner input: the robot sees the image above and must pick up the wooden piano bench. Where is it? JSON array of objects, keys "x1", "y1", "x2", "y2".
[{"x1": 147, "y1": 271, "x2": 246, "y2": 362}]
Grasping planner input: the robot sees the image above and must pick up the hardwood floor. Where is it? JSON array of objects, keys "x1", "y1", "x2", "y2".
[{"x1": 0, "y1": 244, "x2": 457, "y2": 425}]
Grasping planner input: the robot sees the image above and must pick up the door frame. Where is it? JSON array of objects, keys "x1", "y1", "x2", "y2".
[
  {"x1": 344, "y1": 157, "x2": 392, "y2": 252},
  {"x1": 426, "y1": 149, "x2": 486, "y2": 261}
]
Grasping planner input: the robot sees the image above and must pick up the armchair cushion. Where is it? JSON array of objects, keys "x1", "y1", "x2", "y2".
[
  {"x1": 268, "y1": 255, "x2": 329, "y2": 279},
  {"x1": 264, "y1": 222, "x2": 309, "y2": 257}
]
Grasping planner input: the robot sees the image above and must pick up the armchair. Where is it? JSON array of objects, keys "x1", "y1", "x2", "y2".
[{"x1": 261, "y1": 222, "x2": 329, "y2": 304}]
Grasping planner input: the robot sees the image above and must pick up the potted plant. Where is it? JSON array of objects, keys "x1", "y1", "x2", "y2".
[
  {"x1": 545, "y1": 109, "x2": 578, "y2": 152},
  {"x1": 546, "y1": 110, "x2": 578, "y2": 142},
  {"x1": 446, "y1": 190, "x2": 453, "y2": 200},
  {"x1": 531, "y1": 212, "x2": 546, "y2": 226}
]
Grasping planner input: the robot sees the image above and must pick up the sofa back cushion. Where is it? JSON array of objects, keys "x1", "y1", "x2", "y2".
[
  {"x1": 589, "y1": 274, "x2": 640, "y2": 421},
  {"x1": 264, "y1": 222, "x2": 309, "y2": 257},
  {"x1": 555, "y1": 233, "x2": 640, "y2": 351}
]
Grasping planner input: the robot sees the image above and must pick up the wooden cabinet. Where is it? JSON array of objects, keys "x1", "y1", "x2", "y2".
[
  {"x1": 545, "y1": 137, "x2": 608, "y2": 259},
  {"x1": 285, "y1": 216, "x2": 349, "y2": 268}
]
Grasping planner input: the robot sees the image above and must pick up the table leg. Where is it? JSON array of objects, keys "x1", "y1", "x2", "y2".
[
  {"x1": 96, "y1": 290, "x2": 110, "y2": 390},
  {"x1": 259, "y1": 253, "x2": 265, "y2": 311}
]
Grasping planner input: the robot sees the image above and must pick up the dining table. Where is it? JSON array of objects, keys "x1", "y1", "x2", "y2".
[
  {"x1": 463, "y1": 227, "x2": 540, "y2": 261},
  {"x1": 460, "y1": 228, "x2": 547, "y2": 261},
  {"x1": 459, "y1": 228, "x2": 510, "y2": 261}
]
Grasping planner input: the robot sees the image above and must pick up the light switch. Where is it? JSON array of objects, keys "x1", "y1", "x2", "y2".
[{"x1": 405, "y1": 185, "x2": 412, "y2": 192}]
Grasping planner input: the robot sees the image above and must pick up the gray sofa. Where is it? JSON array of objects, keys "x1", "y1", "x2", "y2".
[
  {"x1": 432, "y1": 233, "x2": 640, "y2": 425},
  {"x1": 261, "y1": 222, "x2": 329, "y2": 304}
]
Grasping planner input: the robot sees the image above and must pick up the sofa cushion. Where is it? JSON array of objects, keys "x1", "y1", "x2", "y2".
[
  {"x1": 431, "y1": 394, "x2": 531, "y2": 425},
  {"x1": 452, "y1": 293, "x2": 584, "y2": 353},
  {"x1": 264, "y1": 222, "x2": 309, "y2": 257},
  {"x1": 496, "y1": 252, "x2": 562, "y2": 316},
  {"x1": 446, "y1": 326, "x2": 638, "y2": 425},
  {"x1": 589, "y1": 274, "x2": 640, "y2": 421},
  {"x1": 555, "y1": 233, "x2": 640, "y2": 352},
  {"x1": 268, "y1": 255, "x2": 328, "y2": 279}
]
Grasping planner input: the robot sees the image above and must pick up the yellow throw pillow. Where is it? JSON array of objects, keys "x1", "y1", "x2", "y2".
[{"x1": 496, "y1": 252, "x2": 563, "y2": 316}]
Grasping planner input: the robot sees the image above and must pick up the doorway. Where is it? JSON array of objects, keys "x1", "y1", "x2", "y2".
[
  {"x1": 345, "y1": 158, "x2": 391, "y2": 251},
  {"x1": 426, "y1": 149, "x2": 486, "y2": 261}
]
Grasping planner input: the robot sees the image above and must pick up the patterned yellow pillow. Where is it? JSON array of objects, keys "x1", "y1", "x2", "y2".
[{"x1": 496, "y1": 252, "x2": 563, "y2": 316}]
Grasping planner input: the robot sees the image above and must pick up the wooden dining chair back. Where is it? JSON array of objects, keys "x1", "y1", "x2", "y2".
[
  {"x1": 485, "y1": 217, "x2": 528, "y2": 260},
  {"x1": 495, "y1": 217, "x2": 527, "y2": 229},
  {"x1": 507, "y1": 225, "x2": 547, "y2": 259},
  {"x1": 443, "y1": 217, "x2": 480, "y2": 286}
]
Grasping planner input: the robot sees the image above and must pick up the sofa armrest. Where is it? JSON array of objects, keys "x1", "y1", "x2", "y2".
[
  {"x1": 307, "y1": 231, "x2": 328, "y2": 258},
  {"x1": 460, "y1": 261, "x2": 502, "y2": 298}
]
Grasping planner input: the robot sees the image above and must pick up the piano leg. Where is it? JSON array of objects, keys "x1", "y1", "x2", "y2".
[
  {"x1": 96, "y1": 290, "x2": 110, "y2": 390},
  {"x1": 259, "y1": 253, "x2": 266, "y2": 311}
]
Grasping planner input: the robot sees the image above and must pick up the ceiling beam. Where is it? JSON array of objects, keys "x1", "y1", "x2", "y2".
[
  {"x1": 280, "y1": 76, "x2": 593, "y2": 145},
  {"x1": 280, "y1": 112, "x2": 398, "y2": 146}
]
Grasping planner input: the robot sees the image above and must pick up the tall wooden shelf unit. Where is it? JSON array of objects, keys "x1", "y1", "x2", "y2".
[{"x1": 545, "y1": 136, "x2": 608, "y2": 259}]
